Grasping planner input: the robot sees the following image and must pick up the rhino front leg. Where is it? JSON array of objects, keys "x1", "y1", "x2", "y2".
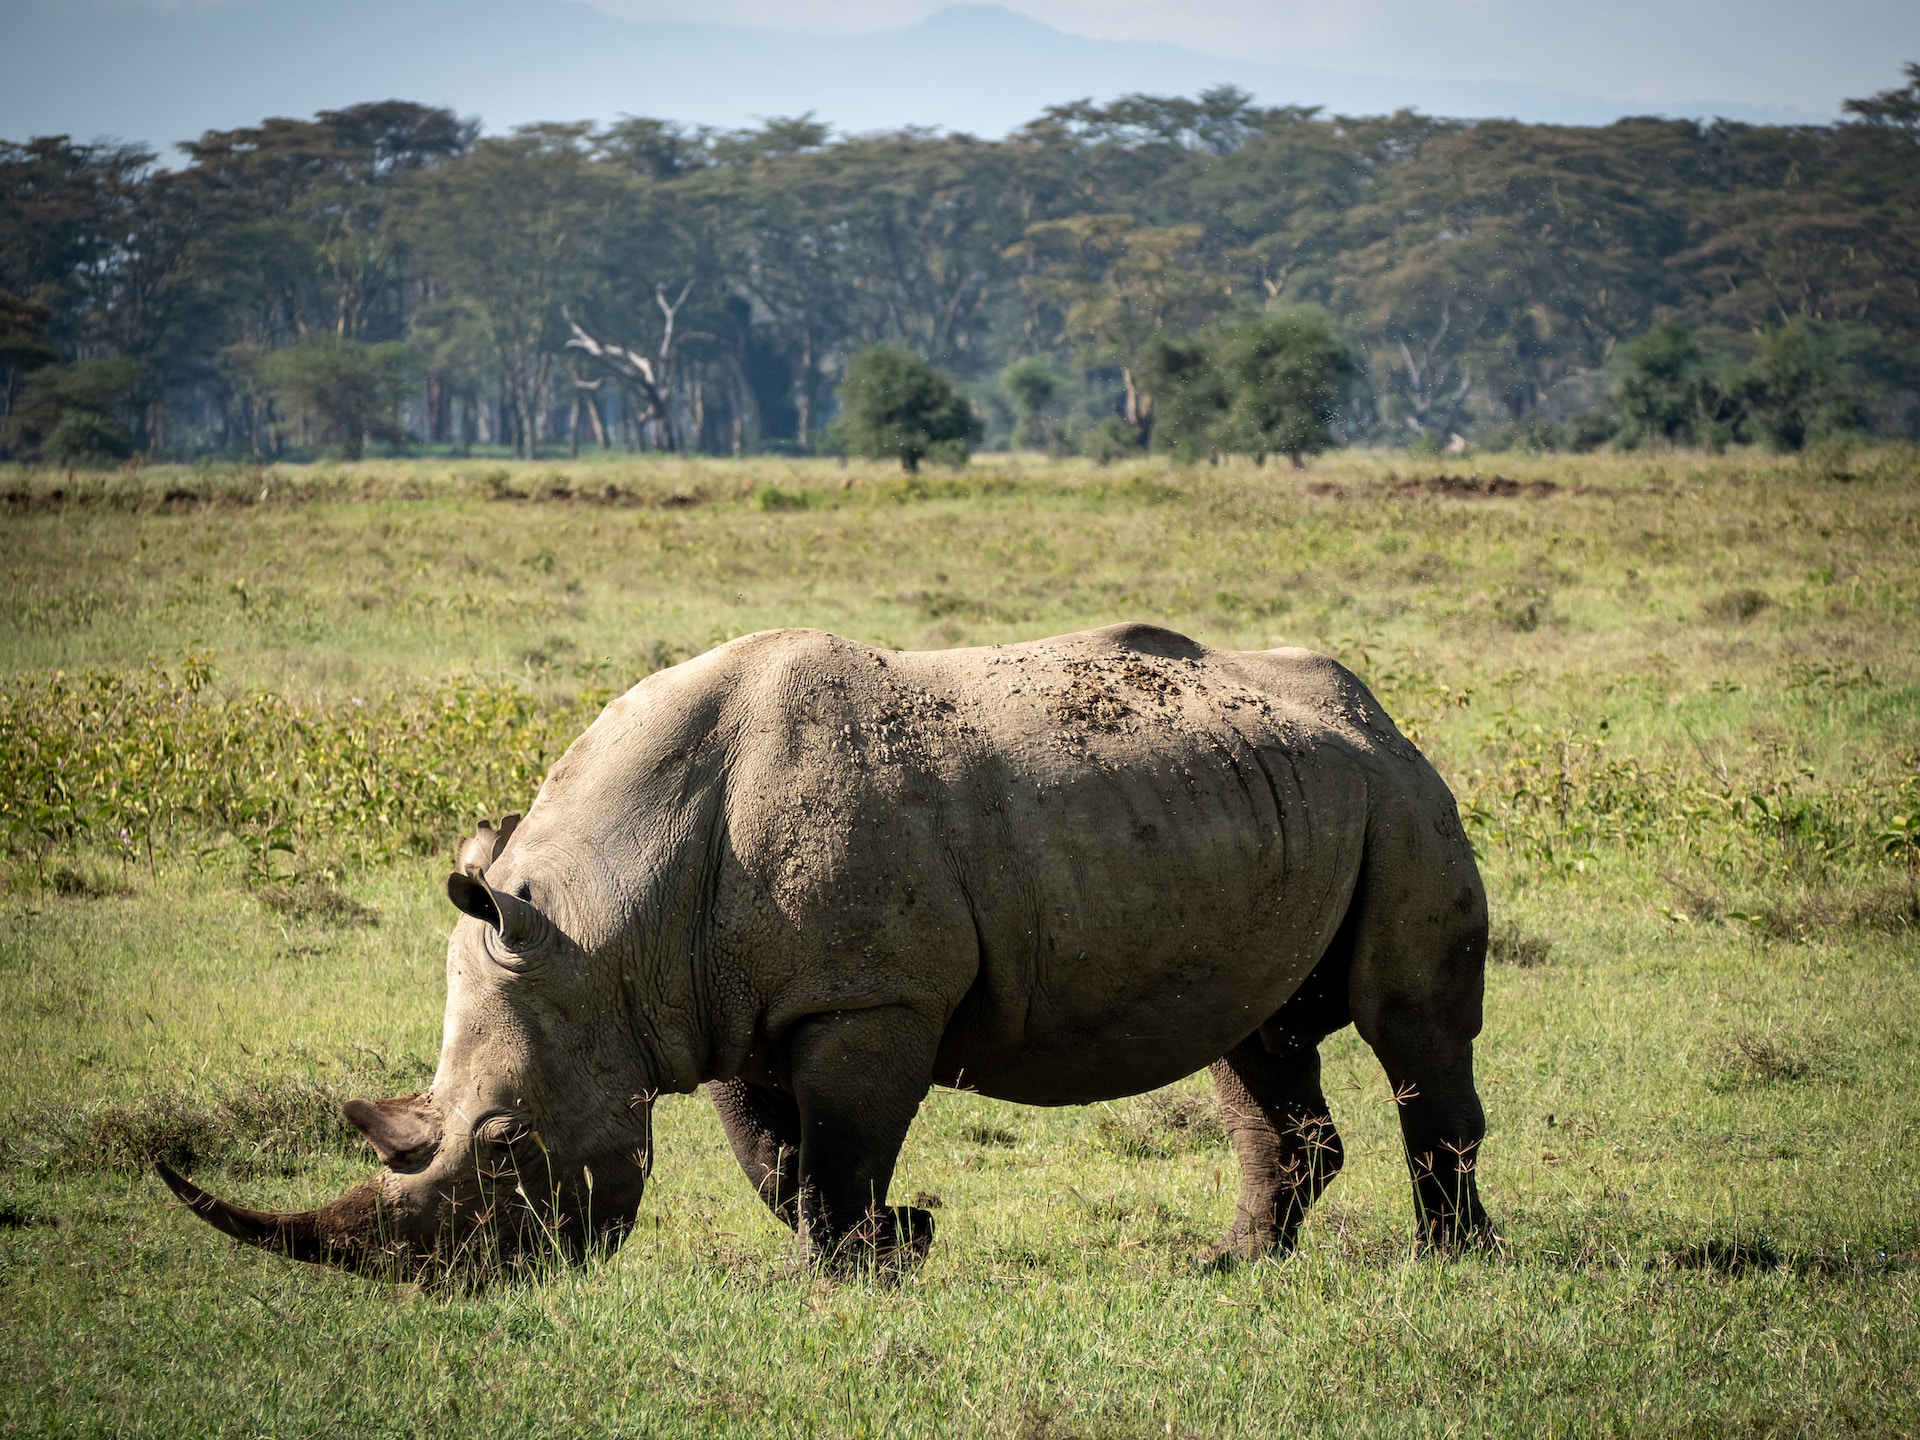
[
  {"x1": 786, "y1": 1007, "x2": 938, "y2": 1273},
  {"x1": 709, "y1": 1079, "x2": 803, "y2": 1230},
  {"x1": 1203, "y1": 1033, "x2": 1344, "y2": 1265}
]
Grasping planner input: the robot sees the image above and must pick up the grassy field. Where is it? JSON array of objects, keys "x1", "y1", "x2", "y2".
[{"x1": 2, "y1": 447, "x2": 1917, "y2": 1437}]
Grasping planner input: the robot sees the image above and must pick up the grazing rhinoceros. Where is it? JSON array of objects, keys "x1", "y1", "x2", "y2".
[{"x1": 158, "y1": 623, "x2": 1491, "y2": 1275}]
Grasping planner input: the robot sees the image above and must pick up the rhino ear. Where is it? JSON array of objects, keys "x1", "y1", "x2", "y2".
[
  {"x1": 343, "y1": 1096, "x2": 442, "y2": 1166},
  {"x1": 456, "y1": 813, "x2": 522, "y2": 878},
  {"x1": 491, "y1": 814, "x2": 521, "y2": 862},
  {"x1": 445, "y1": 871, "x2": 549, "y2": 953}
]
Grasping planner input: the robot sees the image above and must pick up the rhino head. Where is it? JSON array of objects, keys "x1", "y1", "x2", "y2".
[{"x1": 156, "y1": 816, "x2": 658, "y2": 1279}]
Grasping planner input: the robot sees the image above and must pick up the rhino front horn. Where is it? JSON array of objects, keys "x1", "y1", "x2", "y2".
[
  {"x1": 154, "y1": 1161, "x2": 385, "y2": 1269},
  {"x1": 445, "y1": 871, "x2": 547, "y2": 952}
]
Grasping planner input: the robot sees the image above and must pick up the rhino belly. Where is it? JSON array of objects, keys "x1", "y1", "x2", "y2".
[{"x1": 931, "y1": 914, "x2": 1334, "y2": 1105}]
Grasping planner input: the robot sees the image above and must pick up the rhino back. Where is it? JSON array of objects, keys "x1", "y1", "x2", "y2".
[{"x1": 704, "y1": 625, "x2": 1416, "y2": 1105}]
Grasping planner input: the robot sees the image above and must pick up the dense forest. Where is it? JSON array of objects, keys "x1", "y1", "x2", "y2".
[{"x1": 3, "y1": 69, "x2": 1919, "y2": 462}]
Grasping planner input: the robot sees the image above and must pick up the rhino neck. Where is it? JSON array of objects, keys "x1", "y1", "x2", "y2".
[
  {"x1": 515, "y1": 664, "x2": 742, "y2": 1095},
  {"x1": 624, "y1": 838, "x2": 733, "y2": 1095}
]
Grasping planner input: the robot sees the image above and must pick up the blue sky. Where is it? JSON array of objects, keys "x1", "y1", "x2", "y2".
[{"x1": 5, "y1": 0, "x2": 1916, "y2": 150}]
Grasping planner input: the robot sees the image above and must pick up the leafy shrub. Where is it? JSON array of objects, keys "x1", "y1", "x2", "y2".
[
  {"x1": 43, "y1": 410, "x2": 133, "y2": 463},
  {"x1": 0, "y1": 655, "x2": 602, "y2": 872},
  {"x1": 1738, "y1": 321, "x2": 1870, "y2": 452},
  {"x1": 1148, "y1": 308, "x2": 1355, "y2": 466},
  {"x1": 256, "y1": 338, "x2": 415, "y2": 460},
  {"x1": 3, "y1": 356, "x2": 144, "y2": 461},
  {"x1": 1439, "y1": 707, "x2": 1908, "y2": 877},
  {"x1": 1001, "y1": 355, "x2": 1068, "y2": 454},
  {"x1": 834, "y1": 345, "x2": 979, "y2": 473},
  {"x1": 1617, "y1": 322, "x2": 1736, "y2": 448},
  {"x1": 1075, "y1": 414, "x2": 1142, "y2": 463},
  {"x1": 5, "y1": 649, "x2": 1915, "y2": 896}
]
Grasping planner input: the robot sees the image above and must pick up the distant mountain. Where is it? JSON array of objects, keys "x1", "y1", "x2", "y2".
[{"x1": 1, "y1": 0, "x2": 1830, "y2": 154}]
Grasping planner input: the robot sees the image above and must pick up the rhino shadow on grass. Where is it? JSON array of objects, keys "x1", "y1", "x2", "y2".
[{"x1": 159, "y1": 623, "x2": 1494, "y2": 1280}]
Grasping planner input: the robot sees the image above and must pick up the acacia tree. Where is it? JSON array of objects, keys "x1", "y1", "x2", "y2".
[
  {"x1": 562, "y1": 282, "x2": 708, "y2": 452},
  {"x1": 256, "y1": 337, "x2": 413, "y2": 459},
  {"x1": 1008, "y1": 214, "x2": 1230, "y2": 447},
  {"x1": 401, "y1": 129, "x2": 624, "y2": 457}
]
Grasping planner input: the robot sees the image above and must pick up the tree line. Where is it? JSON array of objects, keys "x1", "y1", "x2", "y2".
[{"x1": 3, "y1": 69, "x2": 1918, "y2": 464}]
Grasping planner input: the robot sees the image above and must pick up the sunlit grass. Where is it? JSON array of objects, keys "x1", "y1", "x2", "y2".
[{"x1": 2, "y1": 447, "x2": 1917, "y2": 1435}]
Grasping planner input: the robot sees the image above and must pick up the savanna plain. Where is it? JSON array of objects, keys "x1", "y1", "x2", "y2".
[{"x1": 2, "y1": 448, "x2": 1917, "y2": 1437}]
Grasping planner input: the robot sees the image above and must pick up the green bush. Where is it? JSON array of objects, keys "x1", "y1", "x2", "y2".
[
  {"x1": 1148, "y1": 309, "x2": 1355, "y2": 466},
  {"x1": 1615, "y1": 322, "x2": 1739, "y2": 448},
  {"x1": 3, "y1": 356, "x2": 145, "y2": 461},
  {"x1": 257, "y1": 338, "x2": 415, "y2": 460},
  {"x1": 833, "y1": 345, "x2": 979, "y2": 473},
  {"x1": 1739, "y1": 321, "x2": 1869, "y2": 452},
  {"x1": 1075, "y1": 414, "x2": 1145, "y2": 463},
  {"x1": 0, "y1": 657, "x2": 602, "y2": 874},
  {"x1": 43, "y1": 409, "x2": 133, "y2": 463},
  {"x1": 1001, "y1": 356, "x2": 1069, "y2": 454}
]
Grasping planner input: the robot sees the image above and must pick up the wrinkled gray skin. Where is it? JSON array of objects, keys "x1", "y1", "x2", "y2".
[{"x1": 160, "y1": 623, "x2": 1491, "y2": 1275}]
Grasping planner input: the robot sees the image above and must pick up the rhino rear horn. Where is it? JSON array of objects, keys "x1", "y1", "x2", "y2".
[
  {"x1": 343, "y1": 1095, "x2": 442, "y2": 1166},
  {"x1": 446, "y1": 871, "x2": 548, "y2": 952}
]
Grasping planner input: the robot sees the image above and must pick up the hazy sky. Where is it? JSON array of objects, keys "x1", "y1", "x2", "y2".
[
  {"x1": 9, "y1": 0, "x2": 1916, "y2": 149},
  {"x1": 576, "y1": 0, "x2": 1918, "y2": 113}
]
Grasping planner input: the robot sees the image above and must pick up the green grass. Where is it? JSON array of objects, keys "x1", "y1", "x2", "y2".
[{"x1": 3, "y1": 447, "x2": 1918, "y2": 1436}]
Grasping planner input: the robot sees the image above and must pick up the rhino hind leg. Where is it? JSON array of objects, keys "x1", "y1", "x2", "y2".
[
  {"x1": 709, "y1": 1079, "x2": 803, "y2": 1230},
  {"x1": 1204, "y1": 1033, "x2": 1345, "y2": 1266},
  {"x1": 1346, "y1": 827, "x2": 1494, "y2": 1252},
  {"x1": 1367, "y1": 1027, "x2": 1491, "y2": 1252}
]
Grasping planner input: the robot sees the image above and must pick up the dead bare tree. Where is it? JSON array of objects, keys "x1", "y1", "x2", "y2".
[
  {"x1": 1397, "y1": 298, "x2": 1475, "y2": 438},
  {"x1": 563, "y1": 281, "x2": 709, "y2": 452}
]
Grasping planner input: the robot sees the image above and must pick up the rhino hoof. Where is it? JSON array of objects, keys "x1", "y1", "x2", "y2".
[
  {"x1": 1194, "y1": 1229, "x2": 1286, "y2": 1272},
  {"x1": 886, "y1": 1205, "x2": 936, "y2": 1261},
  {"x1": 814, "y1": 1206, "x2": 936, "y2": 1276}
]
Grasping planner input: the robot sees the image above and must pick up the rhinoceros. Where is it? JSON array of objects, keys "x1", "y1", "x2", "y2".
[{"x1": 158, "y1": 623, "x2": 1492, "y2": 1274}]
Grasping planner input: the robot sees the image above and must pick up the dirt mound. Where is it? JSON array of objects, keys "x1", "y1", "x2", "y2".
[{"x1": 1389, "y1": 473, "x2": 1560, "y2": 499}]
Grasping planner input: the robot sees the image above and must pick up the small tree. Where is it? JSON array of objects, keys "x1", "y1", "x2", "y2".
[
  {"x1": 1617, "y1": 322, "x2": 1735, "y2": 446},
  {"x1": 1219, "y1": 310, "x2": 1356, "y2": 466},
  {"x1": 1001, "y1": 355, "x2": 1066, "y2": 453},
  {"x1": 257, "y1": 338, "x2": 414, "y2": 460},
  {"x1": 834, "y1": 345, "x2": 979, "y2": 472},
  {"x1": 1142, "y1": 334, "x2": 1230, "y2": 462},
  {"x1": 1736, "y1": 321, "x2": 1865, "y2": 452},
  {"x1": 1150, "y1": 309, "x2": 1355, "y2": 467},
  {"x1": 3, "y1": 356, "x2": 143, "y2": 463}
]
